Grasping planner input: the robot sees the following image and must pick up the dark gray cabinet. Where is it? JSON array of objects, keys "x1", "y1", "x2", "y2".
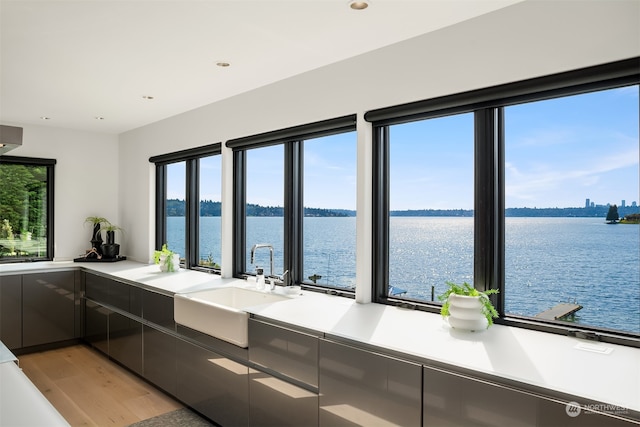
[
  {"x1": 248, "y1": 318, "x2": 320, "y2": 427},
  {"x1": 143, "y1": 290, "x2": 174, "y2": 329},
  {"x1": 176, "y1": 338, "x2": 249, "y2": 427},
  {"x1": 249, "y1": 367, "x2": 318, "y2": 427},
  {"x1": 319, "y1": 339, "x2": 422, "y2": 427},
  {"x1": 84, "y1": 298, "x2": 109, "y2": 355},
  {"x1": 109, "y1": 312, "x2": 143, "y2": 375},
  {"x1": 22, "y1": 271, "x2": 77, "y2": 347},
  {"x1": 141, "y1": 288, "x2": 177, "y2": 395},
  {"x1": 143, "y1": 325, "x2": 176, "y2": 396},
  {"x1": 423, "y1": 365, "x2": 637, "y2": 427},
  {"x1": 84, "y1": 272, "x2": 143, "y2": 375},
  {"x1": 84, "y1": 272, "x2": 179, "y2": 397},
  {"x1": 0, "y1": 274, "x2": 22, "y2": 349}
]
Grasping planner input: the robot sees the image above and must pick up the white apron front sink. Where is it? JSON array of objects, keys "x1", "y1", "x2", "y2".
[{"x1": 174, "y1": 287, "x2": 290, "y2": 347}]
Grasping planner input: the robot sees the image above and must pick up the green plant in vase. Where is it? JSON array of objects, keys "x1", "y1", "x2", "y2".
[
  {"x1": 84, "y1": 216, "x2": 109, "y2": 253},
  {"x1": 438, "y1": 281, "x2": 499, "y2": 330},
  {"x1": 154, "y1": 244, "x2": 178, "y2": 272}
]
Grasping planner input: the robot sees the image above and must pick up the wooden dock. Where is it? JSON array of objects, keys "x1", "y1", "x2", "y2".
[{"x1": 536, "y1": 303, "x2": 583, "y2": 320}]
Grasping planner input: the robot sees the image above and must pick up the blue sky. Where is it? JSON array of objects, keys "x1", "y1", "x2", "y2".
[{"x1": 169, "y1": 85, "x2": 639, "y2": 211}]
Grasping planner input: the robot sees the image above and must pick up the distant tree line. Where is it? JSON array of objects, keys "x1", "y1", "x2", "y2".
[
  {"x1": 166, "y1": 199, "x2": 352, "y2": 217},
  {"x1": 166, "y1": 199, "x2": 639, "y2": 218}
]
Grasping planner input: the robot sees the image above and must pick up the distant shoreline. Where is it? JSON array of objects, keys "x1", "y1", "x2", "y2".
[{"x1": 168, "y1": 199, "x2": 639, "y2": 218}]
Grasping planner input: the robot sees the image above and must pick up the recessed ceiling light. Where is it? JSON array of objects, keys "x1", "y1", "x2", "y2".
[
  {"x1": 95, "y1": 116, "x2": 105, "y2": 120},
  {"x1": 349, "y1": 1, "x2": 369, "y2": 10},
  {"x1": 216, "y1": 62, "x2": 230, "y2": 67},
  {"x1": 40, "y1": 116, "x2": 50, "y2": 120},
  {"x1": 142, "y1": 95, "x2": 155, "y2": 100}
]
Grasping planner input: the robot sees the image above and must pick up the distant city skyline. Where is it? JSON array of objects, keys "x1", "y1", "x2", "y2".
[{"x1": 585, "y1": 198, "x2": 638, "y2": 209}]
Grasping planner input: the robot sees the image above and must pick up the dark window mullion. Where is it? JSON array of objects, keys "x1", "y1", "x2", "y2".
[
  {"x1": 186, "y1": 159, "x2": 199, "y2": 268},
  {"x1": 372, "y1": 125, "x2": 390, "y2": 302},
  {"x1": 285, "y1": 140, "x2": 303, "y2": 284},
  {"x1": 46, "y1": 163, "x2": 55, "y2": 260},
  {"x1": 155, "y1": 164, "x2": 167, "y2": 250},
  {"x1": 473, "y1": 108, "x2": 501, "y2": 299},
  {"x1": 232, "y1": 150, "x2": 247, "y2": 277},
  {"x1": 496, "y1": 107, "x2": 506, "y2": 315}
]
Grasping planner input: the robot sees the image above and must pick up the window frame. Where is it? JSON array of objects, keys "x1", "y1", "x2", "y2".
[
  {"x1": 227, "y1": 115, "x2": 357, "y2": 292},
  {"x1": 0, "y1": 155, "x2": 56, "y2": 263},
  {"x1": 367, "y1": 57, "x2": 640, "y2": 346},
  {"x1": 150, "y1": 143, "x2": 222, "y2": 272}
]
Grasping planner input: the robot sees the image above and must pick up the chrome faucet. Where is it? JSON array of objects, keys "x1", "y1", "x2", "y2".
[
  {"x1": 271, "y1": 270, "x2": 290, "y2": 287},
  {"x1": 250, "y1": 243, "x2": 274, "y2": 278}
]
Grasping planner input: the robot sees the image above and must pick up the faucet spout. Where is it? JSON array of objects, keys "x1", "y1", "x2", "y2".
[{"x1": 250, "y1": 243, "x2": 274, "y2": 277}]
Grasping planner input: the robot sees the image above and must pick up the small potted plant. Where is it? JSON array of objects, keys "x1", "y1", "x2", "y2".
[
  {"x1": 85, "y1": 216, "x2": 109, "y2": 254},
  {"x1": 101, "y1": 222, "x2": 123, "y2": 258},
  {"x1": 154, "y1": 244, "x2": 180, "y2": 272},
  {"x1": 438, "y1": 281, "x2": 499, "y2": 331}
]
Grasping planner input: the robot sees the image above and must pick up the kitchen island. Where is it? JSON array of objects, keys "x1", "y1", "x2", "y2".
[{"x1": 0, "y1": 340, "x2": 69, "y2": 426}]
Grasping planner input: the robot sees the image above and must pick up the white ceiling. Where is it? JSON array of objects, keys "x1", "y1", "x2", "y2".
[{"x1": 0, "y1": 0, "x2": 522, "y2": 134}]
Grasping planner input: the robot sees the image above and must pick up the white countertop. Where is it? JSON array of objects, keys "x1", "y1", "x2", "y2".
[
  {"x1": 0, "y1": 341, "x2": 69, "y2": 427},
  {"x1": 2, "y1": 260, "x2": 639, "y2": 416},
  {"x1": 0, "y1": 341, "x2": 17, "y2": 364},
  {"x1": 0, "y1": 260, "x2": 226, "y2": 294},
  {"x1": 0, "y1": 362, "x2": 70, "y2": 427}
]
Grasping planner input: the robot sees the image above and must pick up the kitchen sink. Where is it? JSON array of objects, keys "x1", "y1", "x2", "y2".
[{"x1": 174, "y1": 286, "x2": 291, "y2": 347}]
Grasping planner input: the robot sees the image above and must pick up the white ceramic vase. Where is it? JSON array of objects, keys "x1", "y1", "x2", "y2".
[{"x1": 447, "y1": 293, "x2": 488, "y2": 331}]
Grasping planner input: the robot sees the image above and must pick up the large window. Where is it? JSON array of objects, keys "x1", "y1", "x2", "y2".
[
  {"x1": 151, "y1": 144, "x2": 222, "y2": 271},
  {"x1": 0, "y1": 156, "x2": 55, "y2": 262},
  {"x1": 198, "y1": 155, "x2": 222, "y2": 268},
  {"x1": 165, "y1": 161, "x2": 186, "y2": 260},
  {"x1": 504, "y1": 88, "x2": 639, "y2": 335},
  {"x1": 368, "y1": 58, "x2": 639, "y2": 344},
  {"x1": 387, "y1": 114, "x2": 474, "y2": 300},
  {"x1": 228, "y1": 115, "x2": 357, "y2": 290},
  {"x1": 245, "y1": 145, "x2": 285, "y2": 277},
  {"x1": 303, "y1": 133, "x2": 356, "y2": 290}
]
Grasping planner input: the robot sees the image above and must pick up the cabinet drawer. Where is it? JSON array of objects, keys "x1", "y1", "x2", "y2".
[
  {"x1": 249, "y1": 318, "x2": 318, "y2": 388},
  {"x1": 423, "y1": 365, "x2": 638, "y2": 427},
  {"x1": 319, "y1": 339, "x2": 422, "y2": 427},
  {"x1": 176, "y1": 338, "x2": 249, "y2": 427},
  {"x1": 85, "y1": 273, "x2": 142, "y2": 316}
]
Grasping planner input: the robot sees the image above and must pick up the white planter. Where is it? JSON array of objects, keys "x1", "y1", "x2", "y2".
[
  {"x1": 159, "y1": 253, "x2": 180, "y2": 272},
  {"x1": 447, "y1": 294, "x2": 488, "y2": 331}
]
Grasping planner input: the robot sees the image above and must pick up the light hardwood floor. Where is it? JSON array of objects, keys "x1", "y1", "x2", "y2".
[{"x1": 17, "y1": 344, "x2": 183, "y2": 427}]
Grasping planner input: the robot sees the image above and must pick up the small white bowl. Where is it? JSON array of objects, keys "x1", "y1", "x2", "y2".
[{"x1": 284, "y1": 285, "x2": 301, "y2": 295}]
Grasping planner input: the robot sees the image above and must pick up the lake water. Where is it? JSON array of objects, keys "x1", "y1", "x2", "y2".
[{"x1": 167, "y1": 216, "x2": 640, "y2": 334}]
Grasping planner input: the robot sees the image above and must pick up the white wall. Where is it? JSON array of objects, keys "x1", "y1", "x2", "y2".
[{"x1": 4, "y1": 124, "x2": 119, "y2": 260}]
